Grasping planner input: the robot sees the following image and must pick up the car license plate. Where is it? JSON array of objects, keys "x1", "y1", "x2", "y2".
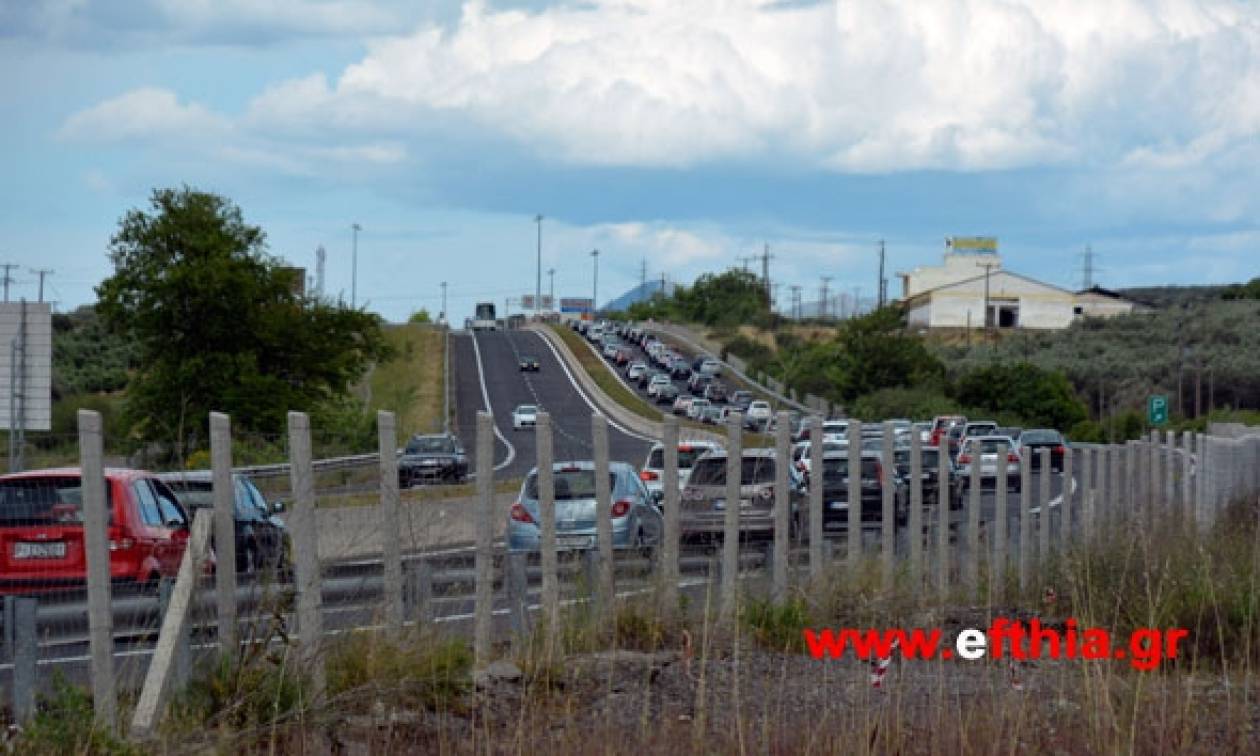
[
  {"x1": 829, "y1": 501, "x2": 847, "y2": 511},
  {"x1": 557, "y1": 535, "x2": 593, "y2": 549},
  {"x1": 14, "y1": 541, "x2": 66, "y2": 559}
]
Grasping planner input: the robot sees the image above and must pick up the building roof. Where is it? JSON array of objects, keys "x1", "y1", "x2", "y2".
[{"x1": 902, "y1": 268, "x2": 1074, "y2": 306}]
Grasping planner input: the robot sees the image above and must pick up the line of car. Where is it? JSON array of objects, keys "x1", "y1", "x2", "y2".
[{"x1": 506, "y1": 414, "x2": 1071, "y2": 551}]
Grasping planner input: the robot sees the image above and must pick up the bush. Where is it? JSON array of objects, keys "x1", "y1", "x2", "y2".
[
  {"x1": 743, "y1": 597, "x2": 811, "y2": 653},
  {"x1": 850, "y1": 386, "x2": 961, "y2": 421},
  {"x1": 953, "y1": 362, "x2": 1087, "y2": 430},
  {"x1": 326, "y1": 632, "x2": 472, "y2": 711},
  {"x1": 15, "y1": 674, "x2": 138, "y2": 755}
]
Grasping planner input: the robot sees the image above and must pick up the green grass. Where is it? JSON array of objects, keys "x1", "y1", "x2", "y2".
[{"x1": 367, "y1": 323, "x2": 447, "y2": 437}]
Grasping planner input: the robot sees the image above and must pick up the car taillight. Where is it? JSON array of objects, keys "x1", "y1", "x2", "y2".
[
  {"x1": 958, "y1": 454, "x2": 971, "y2": 464},
  {"x1": 1007, "y1": 453, "x2": 1019, "y2": 462},
  {"x1": 640, "y1": 470, "x2": 659, "y2": 481},
  {"x1": 1054, "y1": 445, "x2": 1065, "y2": 454},
  {"x1": 509, "y1": 502, "x2": 534, "y2": 524},
  {"x1": 611, "y1": 499, "x2": 632, "y2": 518}
]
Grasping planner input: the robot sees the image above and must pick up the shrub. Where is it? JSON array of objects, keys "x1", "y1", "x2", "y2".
[
  {"x1": 743, "y1": 596, "x2": 811, "y2": 653},
  {"x1": 15, "y1": 674, "x2": 138, "y2": 755},
  {"x1": 326, "y1": 632, "x2": 472, "y2": 711}
]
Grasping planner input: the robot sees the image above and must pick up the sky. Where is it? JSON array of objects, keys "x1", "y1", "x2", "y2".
[{"x1": 2, "y1": 0, "x2": 1258, "y2": 323}]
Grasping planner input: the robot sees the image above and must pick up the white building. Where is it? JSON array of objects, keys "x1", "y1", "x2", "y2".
[
  {"x1": 904, "y1": 269, "x2": 1078, "y2": 330},
  {"x1": 1073, "y1": 286, "x2": 1148, "y2": 318}
]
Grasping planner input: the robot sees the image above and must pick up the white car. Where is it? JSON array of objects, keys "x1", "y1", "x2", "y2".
[
  {"x1": 627, "y1": 361, "x2": 649, "y2": 380},
  {"x1": 639, "y1": 440, "x2": 724, "y2": 495},
  {"x1": 821, "y1": 420, "x2": 850, "y2": 440},
  {"x1": 699, "y1": 358, "x2": 722, "y2": 376},
  {"x1": 686, "y1": 398, "x2": 711, "y2": 419},
  {"x1": 647, "y1": 374, "x2": 672, "y2": 397},
  {"x1": 512, "y1": 404, "x2": 539, "y2": 430},
  {"x1": 746, "y1": 400, "x2": 772, "y2": 423}
]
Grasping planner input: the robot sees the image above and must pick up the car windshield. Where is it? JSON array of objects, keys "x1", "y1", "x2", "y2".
[
  {"x1": 0, "y1": 477, "x2": 115, "y2": 526},
  {"x1": 687, "y1": 456, "x2": 776, "y2": 486},
  {"x1": 525, "y1": 470, "x2": 617, "y2": 501},
  {"x1": 516, "y1": 406, "x2": 537, "y2": 414},
  {"x1": 407, "y1": 437, "x2": 456, "y2": 454},
  {"x1": 1021, "y1": 430, "x2": 1062, "y2": 444}
]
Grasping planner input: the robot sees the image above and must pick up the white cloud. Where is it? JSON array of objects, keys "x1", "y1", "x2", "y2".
[
  {"x1": 57, "y1": 87, "x2": 230, "y2": 143},
  {"x1": 240, "y1": 0, "x2": 1260, "y2": 173}
]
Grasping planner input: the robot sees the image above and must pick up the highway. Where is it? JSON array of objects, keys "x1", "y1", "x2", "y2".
[{"x1": 450, "y1": 329, "x2": 655, "y2": 479}]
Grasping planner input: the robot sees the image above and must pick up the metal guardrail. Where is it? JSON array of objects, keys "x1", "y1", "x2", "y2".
[{"x1": 233, "y1": 451, "x2": 381, "y2": 479}]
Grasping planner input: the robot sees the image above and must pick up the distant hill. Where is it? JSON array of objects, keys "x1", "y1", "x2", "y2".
[{"x1": 602, "y1": 280, "x2": 678, "y2": 313}]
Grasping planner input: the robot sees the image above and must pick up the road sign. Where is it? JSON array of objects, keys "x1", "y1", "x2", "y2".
[{"x1": 1147, "y1": 395, "x2": 1168, "y2": 425}]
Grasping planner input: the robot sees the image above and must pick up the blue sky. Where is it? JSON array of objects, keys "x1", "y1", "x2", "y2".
[{"x1": 2, "y1": 0, "x2": 1258, "y2": 322}]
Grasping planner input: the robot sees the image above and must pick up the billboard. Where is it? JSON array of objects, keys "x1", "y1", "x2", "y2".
[
  {"x1": 0, "y1": 302, "x2": 53, "y2": 431},
  {"x1": 947, "y1": 236, "x2": 998, "y2": 252},
  {"x1": 560, "y1": 297, "x2": 593, "y2": 314},
  {"x1": 520, "y1": 294, "x2": 555, "y2": 310}
]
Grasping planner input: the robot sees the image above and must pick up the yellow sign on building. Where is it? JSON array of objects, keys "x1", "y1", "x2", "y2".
[{"x1": 947, "y1": 236, "x2": 998, "y2": 252}]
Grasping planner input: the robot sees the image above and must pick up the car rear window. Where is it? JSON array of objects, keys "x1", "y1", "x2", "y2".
[
  {"x1": 525, "y1": 470, "x2": 617, "y2": 501},
  {"x1": 406, "y1": 437, "x2": 456, "y2": 454},
  {"x1": 820, "y1": 459, "x2": 880, "y2": 482},
  {"x1": 0, "y1": 477, "x2": 114, "y2": 526},
  {"x1": 687, "y1": 457, "x2": 775, "y2": 486},
  {"x1": 1020, "y1": 430, "x2": 1062, "y2": 444},
  {"x1": 894, "y1": 448, "x2": 940, "y2": 468},
  {"x1": 965, "y1": 439, "x2": 1014, "y2": 454}
]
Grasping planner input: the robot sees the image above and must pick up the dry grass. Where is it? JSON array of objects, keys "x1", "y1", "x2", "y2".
[{"x1": 368, "y1": 323, "x2": 447, "y2": 436}]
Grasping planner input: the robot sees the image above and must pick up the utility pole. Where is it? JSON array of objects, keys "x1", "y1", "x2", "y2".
[
  {"x1": 534, "y1": 214, "x2": 543, "y2": 317},
  {"x1": 350, "y1": 223, "x2": 361, "y2": 309},
  {"x1": 0, "y1": 263, "x2": 17, "y2": 303},
  {"x1": 760, "y1": 243, "x2": 774, "y2": 292},
  {"x1": 590, "y1": 249, "x2": 600, "y2": 315},
  {"x1": 440, "y1": 281, "x2": 447, "y2": 323},
  {"x1": 770, "y1": 282, "x2": 782, "y2": 313},
  {"x1": 790, "y1": 285, "x2": 802, "y2": 320},
  {"x1": 660, "y1": 273, "x2": 666, "y2": 298},
  {"x1": 877, "y1": 239, "x2": 886, "y2": 309},
  {"x1": 30, "y1": 269, "x2": 53, "y2": 303},
  {"x1": 819, "y1": 276, "x2": 832, "y2": 320}
]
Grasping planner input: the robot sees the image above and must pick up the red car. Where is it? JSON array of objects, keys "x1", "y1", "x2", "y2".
[
  {"x1": 929, "y1": 415, "x2": 967, "y2": 447},
  {"x1": 0, "y1": 467, "x2": 201, "y2": 594}
]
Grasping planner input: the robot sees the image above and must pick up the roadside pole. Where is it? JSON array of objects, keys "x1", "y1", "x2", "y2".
[
  {"x1": 378, "y1": 411, "x2": 403, "y2": 636},
  {"x1": 210, "y1": 413, "x2": 237, "y2": 650}
]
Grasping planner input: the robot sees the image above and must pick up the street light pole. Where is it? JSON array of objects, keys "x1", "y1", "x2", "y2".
[
  {"x1": 351, "y1": 223, "x2": 361, "y2": 309},
  {"x1": 535, "y1": 214, "x2": 543, "y2": 318},
  {"x1": 591, "y1": 249, "x2": 600, "y2": 316},
  {"x1": 547, "y1": 267, "x2": 555, "y2": 308}
]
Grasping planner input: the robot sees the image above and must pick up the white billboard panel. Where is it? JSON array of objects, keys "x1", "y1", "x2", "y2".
[{"x1": 0, "y1": 302, "x2": 53, "y2": 431}]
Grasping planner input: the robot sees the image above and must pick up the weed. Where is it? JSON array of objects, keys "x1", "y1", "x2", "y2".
[
  {"x1": 12, "y1": 673, "x2": 138, "y2": 756},
  {"x1": 326, "y1": 630, "x2": 472, "y2": 712},
  {"x1": 742, "y1": 596, "x2": 811, "y2": 653}
]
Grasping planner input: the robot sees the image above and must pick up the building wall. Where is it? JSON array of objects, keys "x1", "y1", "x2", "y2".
[
  {"x1": 900, "y1": 252, "x2": 1002, "y2": 298},
  {"x1": 1074, "y1": 294, "x2": 1135, "y2": 318},
  {"x1": 916, "y1": 273, "x2": 1075, "y2": 330}
]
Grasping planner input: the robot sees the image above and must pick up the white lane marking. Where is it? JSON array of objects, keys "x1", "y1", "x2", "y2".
[
  {"x1": 470, "y1": 331, "x2": 517, "y2": 472},
  {"x1": 1028, "y1": 475, "x2": 1078, "y2": 515},
  {"x1": 527, "y1": 330, "x2": 658, "y2": 444}
]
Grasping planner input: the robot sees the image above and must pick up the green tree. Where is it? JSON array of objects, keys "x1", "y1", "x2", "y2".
[
  {"x1": 96, "y1": 187, "x2": 391, "y2": 456},
  {"x1": 825, "y1": 308, "x2": 946, "y2": 403},
  {"x1": 408, "y1": 308, "x2": 432, "y2": 324},
  {"x1": 953, "y1": 362, "x2": 1087, "y2": 429}
]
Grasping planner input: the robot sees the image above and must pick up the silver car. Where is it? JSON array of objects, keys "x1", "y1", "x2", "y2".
[
  {"x1": 507, "y1": 461, "x2": 663, "y2": 551},
  {"x1": 680, "y1": 449, "x2": 798, "y2": 539},
  {"x1": 954, "y1": 435, "x2": 1021, "y2": 493}
]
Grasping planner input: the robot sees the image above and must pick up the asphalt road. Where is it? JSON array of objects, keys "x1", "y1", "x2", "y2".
[{"x1": 450, "y1": 329, "x2": 655, "y2": 479}]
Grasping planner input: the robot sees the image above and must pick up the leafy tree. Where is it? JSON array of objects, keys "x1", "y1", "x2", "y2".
[
  {"x1": 1222, "y1": 277, "x2": 1260, "y2": 301},
  {"x1": 953, "y1": 362, "x2": 1087, "y2": 430},
  {"x1": 96, "y1": 187, "x2": 391, "y2": 456},
  {"x1": 408, "y1": 308, "x2": 432, "y2": 324},
  {"x1": 850, "y1": 387, "x2": 961, "y2": 422},
  {"x1": 825, "y1": 308, "x2": 946, "y2": 403}
]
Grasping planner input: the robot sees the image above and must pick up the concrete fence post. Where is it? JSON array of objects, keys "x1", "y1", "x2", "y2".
[
  {"x1": 908, "y1": 432, "x2": 923, "y2": 596},
  {"x1": 661, "y1": 416, "x2": 681, "y2": 614},
  {"x1": 966, "y1": 443, "x2": 981, "y2": 592},
  {"x1": 1109, "y1": 444, "x2": 1121, "y2": 526},
  {"x1": 773, "y1": 411, "x2": 791, "y2": 602},
  {"x1": 210, "y1": 412, "x2": 237, "y2": 651},
  {"x1": 377, "y1": 411, "x2": 403, "y2": 636},
  {"x1": 592, "y1": 414, "x2": 615, "y2": 613},
  {"x1": 881, "y1": 423, "x2": 896, "y2": 591},
  {"x1": 1062, "y1": 447, "x2": 1074, "y2": 543},
  {"x1": 938, "y1": 435, "x2": 951, "y2": 598},
  {"x1": 403, "y1": 560, "x2": 434, "y2": 624},
  {"x1": 809, "y1": 416, "x2": 824, "y2": 576},
  {"x1": 847, "y1": 421, "x2": 862, "y2": 571},
  {"x1": 1181, "y1": 432, "x2": 1195, "y2": 525},
  {"x1": 993, "y1": 439, "x2": 1007, "y2": 594},
  {"x1": 79, "y1": 409, "x2": 116, "y2": 729},
  {"x1": 1196, "y1": 433, "x2": 1208, "y2": 527},
  {"x1": 473, "y1": 411, "x2": 495, "y2": 667},
  {"x1": 1018, "y1": 452, "x2": 1031, "y2": 595},
  {"x1": 1078, "y1": 447, "x2": 1092, "y2": 541},
  {"x1": 1038, "y1": 448, "x2": 1051, "y2": 567},
  {"x1": 1149, "y1": 430, "x2": 1161, "y2": 511},
  {"x1": 11, "y1": 596, "x2": 36, "y2": 724},
  {"x1": 505, "y1": 551, "x2": 530, "y2": 640},
  {"x1": 1165, "y1": 430, "x2": 1177, "y2": 514},
  {"x1": 157, "y1": 577, "x2": 190, "y2": 686},
  {"x1": 536, "y1": 412, "x2": 559, "y2": 630},
  {"x1": 2, "y1": 595, "x2": 13, "y2": 664},
  {"x1": 721, "y1": 412, "x2": 743, "y2": 619},
  {"x1": 286, "y1": 411, "x2": 325, "y2": 698}
]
